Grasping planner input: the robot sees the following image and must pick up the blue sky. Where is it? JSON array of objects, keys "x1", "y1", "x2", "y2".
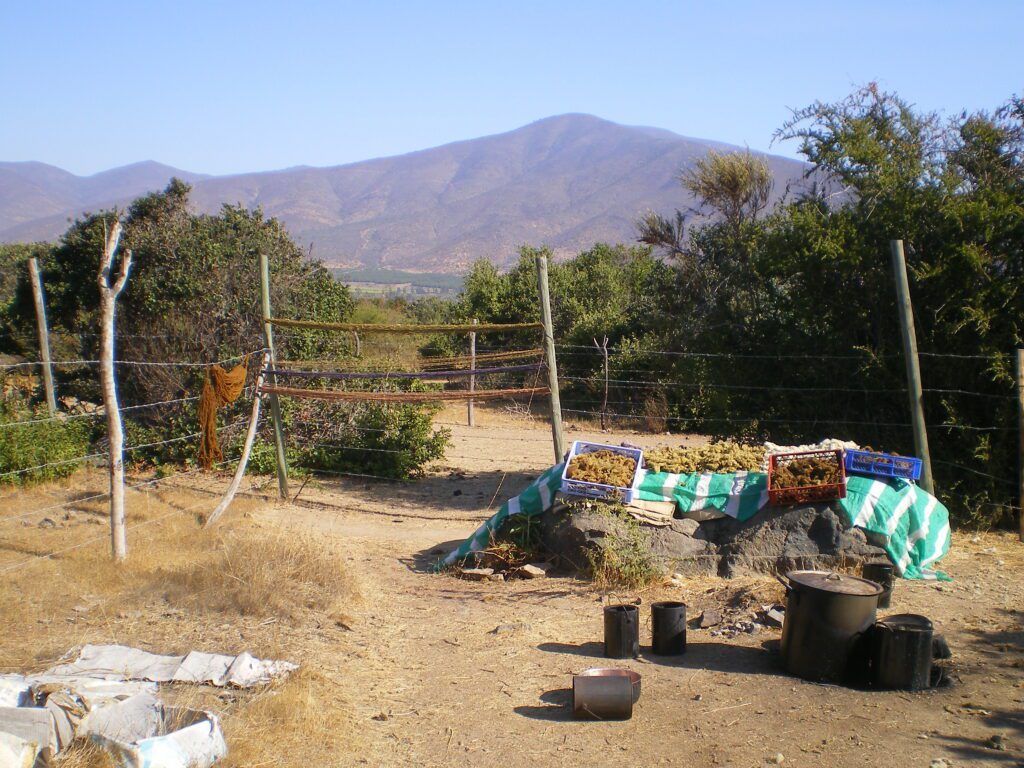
[{"x1": 2, "y1": 0, "x2": 1020, "y2": 176}]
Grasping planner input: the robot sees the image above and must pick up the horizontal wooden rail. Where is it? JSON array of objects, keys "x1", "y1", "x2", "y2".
[
  {"x1": 267, "y1": 318, "x2": 543, "y2": 333},
  {"x1": 266, "y1": 362, "x2": 543, "y2": 380},
  {"x1": 259, "y1": 385, "x2": 549, "y2": 403}
]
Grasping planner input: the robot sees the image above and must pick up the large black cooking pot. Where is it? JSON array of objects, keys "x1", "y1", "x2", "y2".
[{"x1": 779, "y1": 570, "x2": 882, "y2": 684}]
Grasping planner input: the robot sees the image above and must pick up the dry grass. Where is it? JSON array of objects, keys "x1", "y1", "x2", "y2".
[
  {"x1": 53, "y1": 741, "x2": 116, "y2": 768},
  {"x1": 1, "y1": 469, "x2": 362, "y2": 766},
  {"x1": 161, "y1": 528, "x2": 358, "y2": 620}
]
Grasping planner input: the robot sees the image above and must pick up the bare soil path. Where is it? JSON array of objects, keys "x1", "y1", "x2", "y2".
[{"x1": 252, "y1": 409, "x2": 1024, "y2": 767}]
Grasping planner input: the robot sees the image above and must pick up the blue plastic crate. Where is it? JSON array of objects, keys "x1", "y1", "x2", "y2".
[
  {"x1": 560, "y1": 441, "x2": 644, "y2": 503},
  {"x1": 844, "y1": 449, "x2": 922, "y2": 481}
]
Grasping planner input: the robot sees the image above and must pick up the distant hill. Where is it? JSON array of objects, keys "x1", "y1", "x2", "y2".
[{"x1": 0, "y1": 115, "x2": 809, "y2": 272}]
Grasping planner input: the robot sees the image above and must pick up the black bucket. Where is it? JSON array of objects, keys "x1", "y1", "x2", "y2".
[
  {"x1": 870, "y1": 613, "x2": 934, "y2": 691},
  {"x1": 863, "y1": 562, "x2": 895, "y2": 609},
  {"x1": 604, "y1": 604, "x2": 639, "y2": 659},
  {"x1": 651, "y1": 601, "x2": 687, "y2": 656}
]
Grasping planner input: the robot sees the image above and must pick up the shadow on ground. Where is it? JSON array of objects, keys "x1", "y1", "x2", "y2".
[
  {"x1": 308, "y1": 468, "x2": 541, "y2": 516},
  {"x1": 514, "y1": 687, "x2": 572, "y2": 721},
  {"x1": 403, "y1": 540, "x2": 469, "y2": 573},
  {"x1": 538, "y1": 639, "x2": 788, "y2": 677}
]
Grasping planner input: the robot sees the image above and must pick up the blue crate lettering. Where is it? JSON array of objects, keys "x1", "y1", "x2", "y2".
[
  {"x1": 560, "y1": 441, "x2": 644, "y2": 503},
  {"x1": 844, "y1": 449, "x2": 923, "y2": 481}
]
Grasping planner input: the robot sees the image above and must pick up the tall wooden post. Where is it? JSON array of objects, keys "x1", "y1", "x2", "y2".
[
  {"x1": 594, "y1": 335, "x2": 609, "y2": 430},
  {"x1": 467, "y1": 318, "x2": 477, "y2": 427},
  {"x1": 259, "y1": 253, "x2": 290, "y2": 499},
  {"x1": 28, "y1": 257, "x2": 57, "y2": 416},
  {"x1": 1017, "y1": 349, "x2": 1024, "y2": 541},
  {"x1": 535, "y1": 255, "x2": 565, "y2": 464},
  {"x1": 98, "y1": 222, "x2": 132, "y2": 561},
  {"x1": 890, "y1": 240, "x2": 934, "y2": 494}
]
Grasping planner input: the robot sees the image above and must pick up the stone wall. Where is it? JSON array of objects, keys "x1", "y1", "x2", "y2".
[{"x1": 539, "y1": 500, "x2": 887, "y2": 578}]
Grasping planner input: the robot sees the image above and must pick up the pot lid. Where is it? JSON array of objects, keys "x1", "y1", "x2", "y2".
[
  {"x1": 878, "y1": 613, "x2": 933, "y2": 630},
  {"x1": 786, "y1": 570, "x2": 883, "y2": 596}
]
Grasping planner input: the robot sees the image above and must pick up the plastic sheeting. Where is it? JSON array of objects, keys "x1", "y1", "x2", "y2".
[
  {"x1": 83, "y1": 693, "x2": 227, "y2": 768},
  {"x1": 0, "y1": 645, "x2": 295, "y2": 767},
  {"x1": 45, "y1": 644, "x2": 298, "y2": 687}
]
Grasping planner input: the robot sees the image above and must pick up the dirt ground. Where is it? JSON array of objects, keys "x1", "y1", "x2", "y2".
[{"x1": 3, "y1": 404, "x2": 1023, "y2": 767}]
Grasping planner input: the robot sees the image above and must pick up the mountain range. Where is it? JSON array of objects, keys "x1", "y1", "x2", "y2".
[{"x1": 0, "y1": 115, "x2": 808, "y2": 272}]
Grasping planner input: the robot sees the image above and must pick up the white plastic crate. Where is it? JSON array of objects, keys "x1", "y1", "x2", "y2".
[{"x1": 560, "y1": 441, "x2": 644, "y2": 503}]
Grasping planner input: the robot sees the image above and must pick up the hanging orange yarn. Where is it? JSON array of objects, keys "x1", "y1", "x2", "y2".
[{"x1": 197, "y1": 356, "x2": 249, "y2": 469}]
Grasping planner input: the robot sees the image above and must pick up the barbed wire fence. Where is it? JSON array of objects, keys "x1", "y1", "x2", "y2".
[
  {"x1": 0, "y1": 341, "x2": 267, "y2": 571},
  {"x1": 551, "y1": 341, "x2": 1023, "y2": 526}
]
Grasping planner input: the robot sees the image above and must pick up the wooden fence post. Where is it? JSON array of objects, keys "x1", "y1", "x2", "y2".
[
  {"x1": 593, "y1": 335, "x2": 609, "y2": 430},
  {"x1": 206, "y1": 350, "x2": 270, "y2": 528},
  {"x1": 28, "y1": 257, "x2": 57, "y2": 416},
  {"x1": 535, "y1": 255, "x2": 565, "y2": 464},
  {"x1": 468, "y1": 318, "x2": 477, "y2": 427},
  {"x1": 259, "y1": 252, "x2": 290, "y2": 499},
  {"x1": 890, "y1": 239, "x2": 934, "y2": 494},
  {"x1": 98, "y1": 221, "x2": 131, "y2": 561},
  {"x1": 1017, "y1": 349, "x2": 1024, "y2": 541}
]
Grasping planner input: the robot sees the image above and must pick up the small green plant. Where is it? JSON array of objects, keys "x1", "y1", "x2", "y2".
[
  {"x1": 580, "y1": 501, "x2": 662, "y2": 589},
  {"x1": 485, "y1": 514, "x2": 544, "y2": 567},
  {"x1": 0, "y1": 393, "x2": 94, "y2": 484}
]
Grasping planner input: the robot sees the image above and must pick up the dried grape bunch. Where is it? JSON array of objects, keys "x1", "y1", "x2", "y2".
[
  {"x1": 773, "y1": 456, "x2": 842, "y2": 488},
  {"x1": 644, "y1": 442, "x2": 764, "y2": 474},
  {"x1": 566, "y1": 450, "x2": 637, "y2": 487}
]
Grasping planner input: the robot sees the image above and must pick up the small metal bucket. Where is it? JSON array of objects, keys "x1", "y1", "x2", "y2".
[
  {"x1": 603, "y1": 604, "x2": 639, "y2": 659},
  {"x1": 572, "y1": 668, "x2": 640, "y2": 720}
]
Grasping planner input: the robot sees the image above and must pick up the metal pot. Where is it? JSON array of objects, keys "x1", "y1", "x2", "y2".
[
  {"x1": 862, "y1": 562, "x2": 896, "y2": 609},
  {"x1": 869, "y1": 613, "x2": 934, "y2": 691},
  {"x1": 572, "y1": 671, "x2": 635, "y2": 720},
  {"x1": 779, "y1": 570, "x2": 882, "y2": 684}
]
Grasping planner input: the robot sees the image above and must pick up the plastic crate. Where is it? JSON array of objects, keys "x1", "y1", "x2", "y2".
[
  {"x1": 844, "y1": 449, "x2": 922, "y2": 481},
  {"x1": 767, "y1": 449, "x2": 846, "y2": 506},
  {"x1": 560, "y1": 441, "x2": 644, "y2": 503}
]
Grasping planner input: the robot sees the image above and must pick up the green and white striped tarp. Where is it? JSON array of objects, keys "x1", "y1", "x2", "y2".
[{"x1": 439, "y1": 466, "x2": 951, "y2": 580}]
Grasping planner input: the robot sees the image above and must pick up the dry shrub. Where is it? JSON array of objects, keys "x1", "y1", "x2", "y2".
[
  {"x1": 162, "y1": 529, "x2": 357, "y2": 620},
  {"x1": 220, "y1": 668, "x2": 353, "y2": 767},
  {"x1": 642, "y1": 391, "x2": 669, "y2": 433},
  {"x1": 53, "y1": 741, "x2": 116, "y2": 768},
  {"x1": 1, "y1": 475, "x2": 362, "y2": 768}
]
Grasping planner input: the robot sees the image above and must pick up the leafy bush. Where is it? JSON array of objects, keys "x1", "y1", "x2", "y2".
[
  {"x1": 0, "y1": 394, "x2": 94, "y2": 484},
  {"x1": 301, "y1": 401, "x2": 450, "y2": 479},
  {"x1": 580, "y1": 502, "x2": 662, "y2": 588}
]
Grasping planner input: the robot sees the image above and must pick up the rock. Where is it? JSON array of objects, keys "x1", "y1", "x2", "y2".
[
  {"x1": 517, "y1": 563, "x2": 551, "y2": 579},
  {"x1": 985, "y1": 734, "x2": 1005, "y2": 751},
  {"x1": 705, "y1": 504, "x2": 886, "y2": 577},
  {"x1": 541, "y1": 498, "x2": 886, "y2": 579},
  {"x1": 699, "y1": 609, "x2": 722, "y2": 629},
  {"x1": 459, "y1": 568, "x2": 495, "y2": 581},
  {"x1": 371, "y1": 712, "x2": 389, "y2": 721},
  {"x1": 769, "y1": 753, "x2": 784, "y2": 765},
  {"x1": 452, "y1": 489, "x2": 462, "y2": 497},
  {"x1": 930, "y1": 759, "x2": 949, "y2": 768},
  {"x1": 765, "y1": 608, "x2": 785, "y2": 628},
  {"x1": 672, "y1": 518, "x2": 700, "y2": 537},
  {"x1": 38, "y1": 518, "x2": 56, "y2": 528}
]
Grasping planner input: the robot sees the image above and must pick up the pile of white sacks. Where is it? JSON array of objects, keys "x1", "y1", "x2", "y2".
[{"x1": 0, "y1": 644, "x2": 296, "y2": 767}]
